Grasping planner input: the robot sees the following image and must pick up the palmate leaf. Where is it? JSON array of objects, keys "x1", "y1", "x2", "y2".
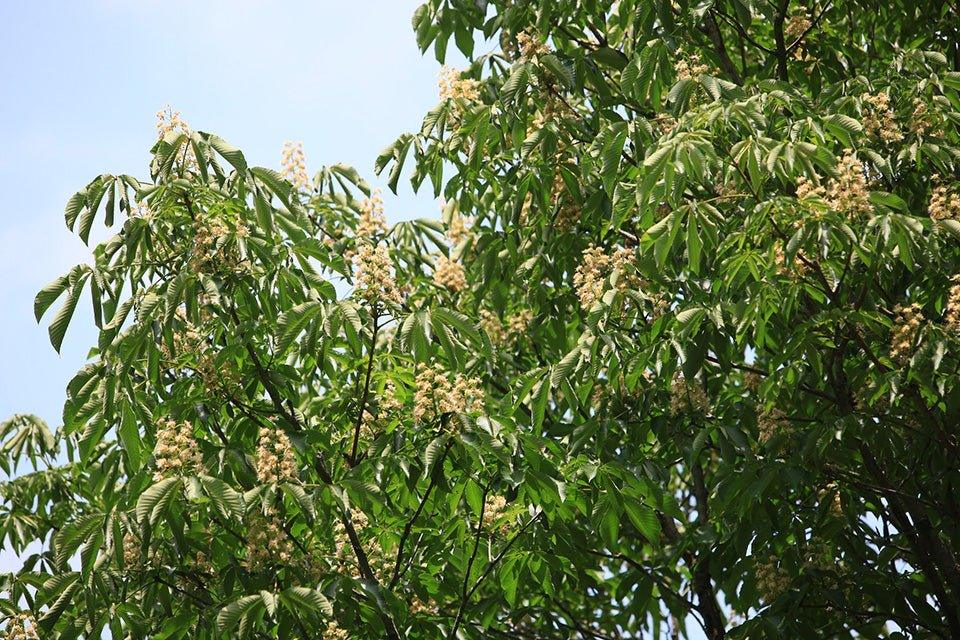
[
  {"x1": 136, "y1": 477, "x2": 182, "y2": 525},
  {"x1": 38, "y1": 265, "x2": 91, "y2": 353},
  {"x1": 280, "y1": 586, "x2": 334, "y2": 617},
  {"x1": 281, "y1": 482, "x2": 315, "y2": 521},
  {"x1": 217, "y1": 594, "x2": 263, "y2": 632},
  {"x1": 38, "y1": 572, "x2": 80, "y2": 629},
  {"x1": 276, "y1": 300, "x2": 326, "y2": 354},
  {"x1": 34, "y1": 274, "x2": 70, "y2": 322},
  {"x1": 199, "y1": 475, "x2": 244, "y2": 521},
  {"x1": 204, "y1": 133, "x2": 247, "y2": 174},
  {"x1": 52, "y1": 512, "x2": 105, "y2": 569},
  {"x1": 0, "y1": 414, "x2": 57, "y2": 473}
]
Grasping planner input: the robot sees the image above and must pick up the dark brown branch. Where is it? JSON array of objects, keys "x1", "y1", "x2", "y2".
[
  {"x1": 388, "y1": 438, "x2": 453, "y2": 588},
  {"x1": 689, "y1": 462, "x2": 725, "y2": 639},
  {"x1": 349, "y1": 313, "x2": 379, "y2": 464},
  {"x1": 772, "y1": 0, "x2": 790, "y2": 81},
  {"x1": 451, "y1": 483, "x2": 490, "y2": 638},
  {"x1": 449, "y1": 510, "x2": 543, "y2": 639},
  {"x1": 702, "y1": 13, "x2": 742, "y2": 85}
]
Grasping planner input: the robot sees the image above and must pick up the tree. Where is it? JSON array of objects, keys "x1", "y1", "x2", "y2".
[{"x1": 3, "y1": 1, "x2": 960, "y2": 638}]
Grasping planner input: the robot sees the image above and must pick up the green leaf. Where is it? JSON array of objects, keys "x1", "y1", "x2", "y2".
[
  {"x1": 280, "y1": 587, "x2": 334, "y2": 616},
  {"x1": 282, "y1": 483, "x2": 315, "y2": 521},
  {"x1": 136, "y1": 477, "x2": 182, "y2": 525},
  {"x1": 34, "y1": 274, "x2": 70, "y2": 322},
  {"x1": 531, "y1": 372, "x2": 550, "y2": 431},
  {"x1": 593, "y1": 46, "x2": 629, "y2": 70},
  {"x1": 64, "y1": 191, "x2": 86, "y2": 229},
  {"x1": 199, "y1": 475, "x2": 244, "y2": 521},
  {"x1": 624, "y1": 501, "x2": 660, "y2": 547},
  {"x1": 217, "y1": 595, "x2": 263, "y2": 632},
  {"x1": 47, "y1": 272, "x2": 89, "y2": 353},
  {"x1": 423, "y1": 435, "x2": 447, "y2": 469},
  {"x1": 686, "y1": 211, "x2": 702, "y2": 273},
  {"x1": 540, "y1": 54, "x2": 574, "y2": 88},
  {"x1": 206, "y1": 134, "x2": 247, "y2": 173}
]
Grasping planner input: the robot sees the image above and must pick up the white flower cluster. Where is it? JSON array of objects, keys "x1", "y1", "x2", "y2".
[
  {"x1": 255, "y1": 422, "x2": 299, "y2": 484},
  {"x1": 357, "y1": 190, "x2": 388, "y2": 239},
  {"x1": 480, "y1": 308, "x2": 535, "y2": 345},
  {"x1": 516, "y1": 31, "x2": 549, "y2": 60},
  {"x1": 757, "y1": 408, "x2": 789, "y2": 444},
  {"x1": 353, "y1": 243, "x2": 403, "y2": 306},
  {"x1": 246, "y1": 506, "x2": 293, "y2": 570},
  {"x1": 479, "y1": 309, "x2": 505, "y2": 344},
  {"x1": 446, "y1": 212, "x2": 473, "y2": 246},
  {"x1": 439, "y1": 66, "x2": 480, "y2": 103},
  {"x1": 929, "y1": 182, "x2": 960, "y2": 221},
  {"x1": 551, "y1": 173, "x2": 580, "y2": 230},
  {"x1": 281, "y1": 141, "x2": 310, "y2": 192},
  {"x1": 410, "y1": 596, "x2": 438, "y2": 615},
  {"x1": 323, "y1": 621, "x2": 349, "y2": 640},
  {"x1": 890, "y1": 303, "x2": 923, "y2": 365},
  {"x1": 189, "y1": 213, "x2": 250, "y2": 275},
  {"x1": 156, "y1": 105, "x2": 198, "y2": 171},
  {"x1": 122, "y1": 531, "x2": 140, "y2": 567},
  {"x1": 825, "y1": 151, "x2": 872, "y2": 218},
  {"x1": 152, "y1": 418, "x2": 202, "y2": 481},
  {"x1": 433, "y1": 255, "x2": 467, "y2": 292},
  {"x1": 413, "y1": 364, "x2": 484, "y2": 424},
  {"x1": 785, "y1": 14, "x2": 812, "y2": 40},
  {"x1": 482, "y1": 494, "x2": 512, "y2": 534},
  {"x1": 674, "y1": 51, "x2": 710, "y2": 81},
  {"x1": 156, "y1": 105, "x2": 191, "y2": 138},
  {"x1": 945, "y1": 276, "x2": 960, "y2": 332},
  {"x1": 755, "y1": 556, "x2": 790, "y2": 601},
  {"x1": 573, "y1": 245, "x2": 636, "y2": 309},
  {"x1": 2, "y1": 614, "x2": 38, "y2": 640},
  {"x1": 862, "y1": 92, "x2": 903, "y2": 143},
  {"x1": 910, "y1": 98, "x2": 941, "y2": 136}
]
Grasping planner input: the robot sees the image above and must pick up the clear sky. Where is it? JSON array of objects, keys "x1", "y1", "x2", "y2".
[{"x1": 0, "y1": 0, "x2": 446, "y2": 429}]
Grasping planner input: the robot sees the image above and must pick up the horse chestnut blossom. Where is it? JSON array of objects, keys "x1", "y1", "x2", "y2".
[
  {"x1": 2, "y1": 614, "x2": 39, "y2": 640},
  {"x1": 944, "y1": 276, "x2": 960, "y2": 332},
  {"x1": 890, "y1": 303, "x2": 923, "y2": 364},
  {"x1": 668, "y1": 374, "x2": 710, "y2": 417},
  {"x1": 255, "y1": 421, "x2": 299, "y2": 484},
  {"x1": 353, "y1": 243, "x2": 403, "y2": 305},
  {"x1": 825, "y1": 150, "x2": 872, "y2": 218},
  {"x1": 928, "y1": 182, "x2": 960, "y2": 220},
  {"x1": 432, "y1": 255, "x2": 467, "y2": 292},
  {"x1": 357, "y1": 189, "x2": 388, "y2": 239},
  {"x1": 152, "y1": 418, "x2": 202, "y2": 481},
  {"x1": 573, "y1": 245, "x2": 637, "y2": 309},
  {"x1": 281, "y1": 141, "x2": 310, "y2": 192},
  {"x1": 413, "y1": 364, "x2": 484, "y2": 424}
]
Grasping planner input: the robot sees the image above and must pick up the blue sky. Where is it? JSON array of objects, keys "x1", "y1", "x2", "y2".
[{"x1": 0, "y1": 0, "x2": 446, "y2": 428}]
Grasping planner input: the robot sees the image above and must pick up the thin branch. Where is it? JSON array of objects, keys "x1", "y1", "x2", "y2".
[
  {"x1": 449, "y1": 510, "x2": 543, "y2": 639},
  {"x1": 451, "y1": 483, "x2": 490, "y2": 637},
  {"x1": 388, "y1": 438, "x2": 453, "y2": 588},
  {"x1": 350, "y1": 313, "x2": 380, "y2": 464}
]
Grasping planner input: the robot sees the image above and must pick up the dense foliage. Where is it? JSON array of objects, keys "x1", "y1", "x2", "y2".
[{"x1": 4, "y1": 1, "x2": 960, "y2": 638}]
